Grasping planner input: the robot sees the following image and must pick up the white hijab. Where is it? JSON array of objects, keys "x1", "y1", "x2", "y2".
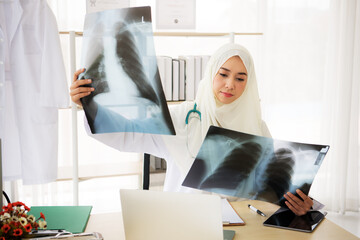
[{"x1": 193, "y1": 43, "x2": 263, "y2": 143}]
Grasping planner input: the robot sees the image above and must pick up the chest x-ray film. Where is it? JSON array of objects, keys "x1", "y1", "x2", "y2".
[
  {"x1": 182, "y1": 126, "x2": 329, "y2": 205},
  {"x1": 78, "y1": 6, "x2": 175, "y2": 135}
]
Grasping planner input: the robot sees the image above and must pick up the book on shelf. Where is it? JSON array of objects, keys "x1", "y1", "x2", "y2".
[
  {"x1": 179, "y1": 59, "x2": 186, "y2": 101},
  {"x1": 155, "y1": 55, "x2": 210, "y2": 102},
  {"x1": 157, "y1": 56, "x2": 173, "y2": 101},
  {"x1": 172, "y1": 59, "x2": 180, "y2": 101},
  {"x1": 201, "y1": 55, "x2": 211, "y2": 79},
  {"x1": 194, "y1": 56, "x2": 202, "y2": 95},
  {"x1": 179, "y1": 55, "x2": 195, "y2": 100}
]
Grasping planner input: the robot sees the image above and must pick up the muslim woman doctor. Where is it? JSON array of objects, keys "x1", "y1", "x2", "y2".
[{"x1": 70, "y1": 43, "x2": 314, "y2": 216}]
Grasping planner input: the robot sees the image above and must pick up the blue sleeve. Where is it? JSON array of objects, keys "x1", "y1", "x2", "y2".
[{"x1": 94, "y1": 104, "x2": 171, "y2": 135}]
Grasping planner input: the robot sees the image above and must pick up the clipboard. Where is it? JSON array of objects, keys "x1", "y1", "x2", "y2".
[{"x1": 222, "y1": 199, "x2": 245, "y2": 226}]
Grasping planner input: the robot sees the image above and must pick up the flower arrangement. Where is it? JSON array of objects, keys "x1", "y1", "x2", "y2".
[{"x1": 0, "y1": 201, "x2": 47, "y2": 239}]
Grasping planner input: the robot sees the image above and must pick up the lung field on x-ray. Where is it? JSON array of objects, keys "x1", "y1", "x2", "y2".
[
  {"x1": 199, "y1": 140, "x2": 297, "y2": 202},
  {"x1": 80, "y1": 54, "x2": 110, "y2": 105},
  {"x1": 258, "y1": 148, "x2": 295, "y2": 202},
  {"x1": 114, "y1": 23, "x2": 159, "y2": 106},
  {"x1": 200, "y1": 141, "x2": 263, "y2": 190}
]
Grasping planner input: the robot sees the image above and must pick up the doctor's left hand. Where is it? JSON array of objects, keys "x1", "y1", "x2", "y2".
[
  {"x1": 70, "y1": 68, "x2": 94, "y2": 106},
  {"x1": 284, "y1": 189, "x2": 313, "y2": 216}
]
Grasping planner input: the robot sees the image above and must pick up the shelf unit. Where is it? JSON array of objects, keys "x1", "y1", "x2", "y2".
[{"x1": 60, "y1": 30, "x2": 263, "y2": 204}]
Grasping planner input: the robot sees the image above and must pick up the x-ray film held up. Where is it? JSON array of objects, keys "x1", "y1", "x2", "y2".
[
  {"x1": 182, "y1": 126, "x2": 329, "y2": 205},
  {"x1": 78, "y1": 6, "x2": 175, "y2": 135}
]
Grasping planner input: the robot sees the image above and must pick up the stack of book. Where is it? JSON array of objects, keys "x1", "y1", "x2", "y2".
[{"x1": 157, "y1": 55, "x2": 211, "y2": 101}]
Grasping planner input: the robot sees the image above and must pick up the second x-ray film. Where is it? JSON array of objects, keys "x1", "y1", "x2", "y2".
[
  {"x1": 78, "y1": 6, "x2": 175, "y2": 135},
  {"x1": 182, "y1": 126, "x2": 329, "y2": 205}
]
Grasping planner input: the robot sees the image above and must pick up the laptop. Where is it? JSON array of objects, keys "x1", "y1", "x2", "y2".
[{"x1": 120, "y1": 189, "x2": 224, "y2": 240}]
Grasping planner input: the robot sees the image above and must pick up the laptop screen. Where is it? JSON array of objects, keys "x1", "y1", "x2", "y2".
[{"x1": 120, "y1": 189, "x2": 223, "y2": 240}]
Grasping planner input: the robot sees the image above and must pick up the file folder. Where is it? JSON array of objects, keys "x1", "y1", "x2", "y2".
[{"x1": 28, "y1": 206, "x2": 92, "y2": 233}]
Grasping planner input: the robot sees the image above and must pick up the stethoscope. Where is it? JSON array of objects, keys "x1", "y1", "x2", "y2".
[
  {"x1": 185, "y1": 103, "x2": 202, "y2": 158},
  {"x1": 185, "y1": 103, "x2": 201, "y2": 124}
]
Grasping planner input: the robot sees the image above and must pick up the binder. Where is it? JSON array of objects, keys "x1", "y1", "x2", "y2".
[
  {"x1": 179, "y1": 56, "x2": 195, "y2": 100},
  {"x1": 178, "y1": 59, "x2": 186, "y2": 101},
  {"x1": 163, "y1": 56, "x2": 173, "y2": 101},
  {"x1": 156, "y1": 56, "x2": 172, "y2": 101},
  {"x1": 156, "y1": 56, "x2": 166, "y2": 96},
  {"x1": 172, "y1": 59, "x2": 180, "y2": 101},
  {"x1": 201, "y1": 55, "x2": 211, "y2": 79},
  {"x1": 194, "y1": 56, "x2": 202, "y2": 95},
  {"x1": 28, "y1": 206, "x2": 92, "y2": 234}
]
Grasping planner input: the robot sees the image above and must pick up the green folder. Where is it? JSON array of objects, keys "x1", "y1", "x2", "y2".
[
  {"x1": 28, "y1": 206, "x2": 92, "y2": 234},
  {"x1": 223, "y1": 230, "x2": 236, "y2": 240}
]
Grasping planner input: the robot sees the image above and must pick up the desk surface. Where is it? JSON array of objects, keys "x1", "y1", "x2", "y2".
[{"x1": 86, "y1": 199, "x2": 360, "y2": 240}]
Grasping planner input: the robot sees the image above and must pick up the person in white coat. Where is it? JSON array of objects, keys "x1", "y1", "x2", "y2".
[
  {"x1": 70, "y1": 43, "x2": 314, "y2": 216},
  {"x1": 0, "y1": 0, "x2": 69, "y2": 184}
]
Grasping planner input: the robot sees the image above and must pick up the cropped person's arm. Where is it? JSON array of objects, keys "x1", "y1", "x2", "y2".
[
  {"x1": 70, "y1": 68, "x2": 172, "y2": 159},
  {"x1": 84, "y1": 116, "x2": 170, "y2": 159}
]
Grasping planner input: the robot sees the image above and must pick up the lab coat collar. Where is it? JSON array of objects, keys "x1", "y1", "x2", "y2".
[
  {"x1": 0, "y1": 0, "x2": 23, "y2": 46},
  {"x1": 0, "y1": 4, "x2": 5, "y2": 36}
]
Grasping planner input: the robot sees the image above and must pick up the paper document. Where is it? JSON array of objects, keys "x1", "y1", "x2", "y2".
[{"x1": 222, "y1": 199, "x2": 245, "y2": 226}]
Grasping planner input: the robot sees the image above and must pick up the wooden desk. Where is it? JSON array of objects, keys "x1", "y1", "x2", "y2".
[
  {"x1": 225, "y1": 200, "x2": 359, "y2": 240},
  {"x1": 86, "y1": 200, "x2": 360, "y2": 240}
]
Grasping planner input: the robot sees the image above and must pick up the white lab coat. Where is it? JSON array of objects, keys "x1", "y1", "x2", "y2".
[{"x1": 0, "y1": 0, "x2": 69, "y2": 184}]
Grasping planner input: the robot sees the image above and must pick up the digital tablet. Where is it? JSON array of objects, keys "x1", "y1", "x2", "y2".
[{"x1": 263, "y1": 208, "x2": 327, "y2": 233}]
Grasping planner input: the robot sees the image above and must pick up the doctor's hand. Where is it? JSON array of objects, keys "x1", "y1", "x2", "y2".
[
  {"x1": 284, "y1": 189, "x2": 313, "y2": 216},
  {"x1": 70, "y1": 68, "x2": 94, "y2": 106}
]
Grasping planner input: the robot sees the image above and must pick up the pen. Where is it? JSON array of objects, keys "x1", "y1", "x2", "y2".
[{"x1": 248, "y1": 204, "x2": 266, "y2": 217}]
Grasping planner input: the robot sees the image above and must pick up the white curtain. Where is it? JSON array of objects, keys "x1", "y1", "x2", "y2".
[
  {"x1": 311, "y1": 0, "x2": 360, "y2": 213},
  {"x1": 259, "y1": 0, "x2": 359, "y2": 213}
]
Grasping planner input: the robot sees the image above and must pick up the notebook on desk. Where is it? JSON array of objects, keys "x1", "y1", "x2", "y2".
[{"x1": 120, "y1": 189, "x2": 225, "y2": 240}]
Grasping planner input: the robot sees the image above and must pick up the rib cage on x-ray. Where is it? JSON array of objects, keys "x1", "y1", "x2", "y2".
[
  {"x1": 80, "y1": 22, "x2": 159, "y2": 109},
  {"x1": 199, "y1": 141, "x2": 295, "y2": 203},
  {"x1": 114, "y1": 23, "x2": 159, "y2": 106},
  {"x1": 182, "y1": 126, "x2": 329, "y2": 204},
  {"x1": 78, "y1": 6, "x2": 175, "y2": 135},
  {"x1": 200, "y1": 142, "x2": 263, "y2": 189}
]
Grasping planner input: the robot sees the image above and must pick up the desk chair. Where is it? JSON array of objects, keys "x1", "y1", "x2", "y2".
[
  {"x1": 143, "y1": 153, "x2": 150, "y2": 190},
  {"x1": 143, "y1": 153, "x2": 166, "y2": 190}
]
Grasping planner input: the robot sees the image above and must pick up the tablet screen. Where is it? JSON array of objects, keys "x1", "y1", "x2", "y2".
[{"x1": 263, "y1": 208, "x2": 326, "y2": 233}]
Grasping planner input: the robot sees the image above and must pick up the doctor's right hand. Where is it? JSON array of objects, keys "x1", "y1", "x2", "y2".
[{"x1": 69, "y1": 68, "x2": 94, "y2": 106}]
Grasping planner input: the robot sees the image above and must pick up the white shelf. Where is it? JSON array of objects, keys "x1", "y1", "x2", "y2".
[{"x1": 59, "y1": 31, "x2": 263, "y2": 37}]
